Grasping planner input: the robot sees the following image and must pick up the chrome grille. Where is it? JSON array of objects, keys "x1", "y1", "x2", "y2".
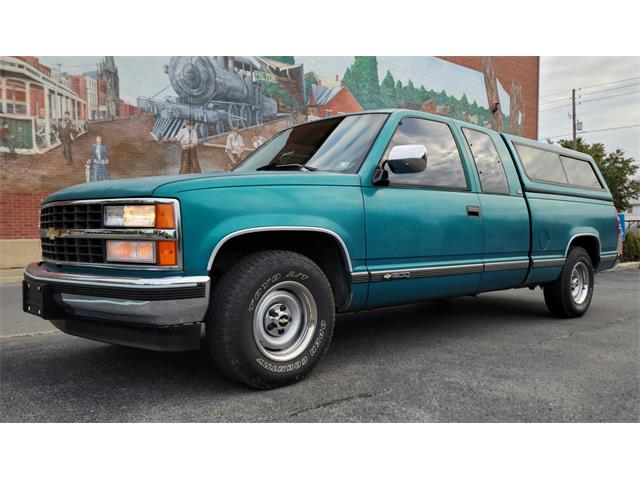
[
  {"x1": 41, "y1": 237, "x2": 105, "y2": 263},
  {"x1": 40, "y1": 203, "x2": 102, "y2": 230},
  {"x1": 40, "y1": 203, "x2": 104, "y2": 264}
]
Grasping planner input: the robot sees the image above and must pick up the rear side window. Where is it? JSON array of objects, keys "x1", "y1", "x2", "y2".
[
  {"x1": 560, "y1": 156, "x2": 602, "y2": 189},
  {"x1": 462, "y1": 128, "x2": 509, "y2": 194},
  {"x1": 383, "y1": 117, "x2": 467, "y2": 189},
  {"x1": 515, "y1": 144, "x2": 568, "y2": 184}
]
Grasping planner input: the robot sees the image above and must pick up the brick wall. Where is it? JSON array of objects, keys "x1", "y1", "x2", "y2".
[
  {"x1": 438, "y1": 56, "x2": 539, "y2": 140},
  {"x1": 0, "y1": 192, "x2": 49, "y2": 239}
]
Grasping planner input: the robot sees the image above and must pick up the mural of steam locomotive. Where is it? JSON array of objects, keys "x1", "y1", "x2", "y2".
[{"x1": 137, "y1": 56, "x2": 281, "y2": 141}]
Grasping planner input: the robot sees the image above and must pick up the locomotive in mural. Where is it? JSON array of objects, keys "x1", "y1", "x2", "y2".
[{"x1": 137, "y1": 56, "x2": 280, "y2": 141}]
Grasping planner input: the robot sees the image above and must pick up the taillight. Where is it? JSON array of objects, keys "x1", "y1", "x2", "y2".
[{"x1": 614, "y1": 207, "x2": 621, "y2": 239}]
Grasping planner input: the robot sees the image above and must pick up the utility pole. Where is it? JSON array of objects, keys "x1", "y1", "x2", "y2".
[{"x1": 572, "y1": 88, "x2": 577, "y2": 149}]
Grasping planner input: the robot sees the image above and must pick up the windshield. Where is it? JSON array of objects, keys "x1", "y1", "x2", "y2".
[{"x1": 233, "y1": 113, "x2": 388, "y2": 173}]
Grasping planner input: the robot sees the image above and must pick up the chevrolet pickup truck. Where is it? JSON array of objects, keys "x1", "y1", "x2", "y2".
[{"x1": 23, "y1": 110, "x2": 621, "y2": 389}]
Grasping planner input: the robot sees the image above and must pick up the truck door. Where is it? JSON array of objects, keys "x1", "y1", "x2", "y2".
[
  {"x1": 460, "y1": 127, "x2": 530, "y2": 291},
  {"x1": 362, "y1": 116, "x2": 484, "y2": 307}
]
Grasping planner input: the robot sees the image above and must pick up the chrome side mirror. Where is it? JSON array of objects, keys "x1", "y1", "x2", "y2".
[{"x1": 386, "y1": 144, "x2": 428, "y2": 174}]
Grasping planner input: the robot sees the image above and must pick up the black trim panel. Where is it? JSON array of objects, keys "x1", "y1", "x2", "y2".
[{"x1": 50, "y1": 282, "x2": 206, "y2": 301}]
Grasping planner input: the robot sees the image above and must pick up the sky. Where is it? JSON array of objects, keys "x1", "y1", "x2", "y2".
[{"x1": 538, "y1": 57, "x2": 640, "y2": 165}]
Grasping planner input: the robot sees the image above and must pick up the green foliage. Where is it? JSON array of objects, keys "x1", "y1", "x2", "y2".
[
  {"x1": 259, "y1": 79, "x2": 301, "y2": 109},
  {"x1": 304, "y1": 72, "x2": 318, "y2": 103},
  {"x1": 559, "y1": 137, "x2": 640, "y2": 211},
  {"x1": 380, "y1": 70, "x2": 397, "y2": 108},
  {"x1": 622, "y1": 231, "x2": 640, "y2": 262},
  {"x1": 342, "y1": 56, "x2": 382, "y2": 109},
  {"x1": 265, "y1": 56, "x2": 296, "y2": 65}
]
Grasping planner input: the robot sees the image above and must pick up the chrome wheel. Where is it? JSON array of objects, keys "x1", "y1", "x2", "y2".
[
  {"x1": 253, "y1": 281, "x2": 317, "y2": 362},
  {"x1": 570, "y1": 261, "x2": 590, "y2": 304}
]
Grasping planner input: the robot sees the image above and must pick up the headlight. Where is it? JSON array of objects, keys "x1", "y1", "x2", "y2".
[
  {"x1": 104, "y1": 205, "x2": 155, "y2": 227},
  {"x1": 103, "y1": 204, "x2": 175, "y2": 228},
  {"x1": 106, "y1": 241, "x2": 156, "y2": 263}
]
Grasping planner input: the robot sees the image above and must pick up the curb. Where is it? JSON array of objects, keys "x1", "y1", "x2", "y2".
[
  {"x1": 610, "y1": 261, "x2": 640, "y2": 271},
  {"x1": 0, "y1": 269, "x2": 25, "y2": 285}
]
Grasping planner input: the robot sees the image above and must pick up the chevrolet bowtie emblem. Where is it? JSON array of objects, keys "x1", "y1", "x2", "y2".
[{"x1": 46, "y1": 227, "x2": 61, "y2": 240}]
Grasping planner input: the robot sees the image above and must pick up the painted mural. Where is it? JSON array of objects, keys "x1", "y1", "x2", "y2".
[{"x1": 0, "y1": 56, "x2": 531, "y2": 193}]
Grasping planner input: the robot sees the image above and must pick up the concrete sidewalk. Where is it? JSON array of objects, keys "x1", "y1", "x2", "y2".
[{"x1": 0, "y1": 268, "x2": 25, "y2": 284}]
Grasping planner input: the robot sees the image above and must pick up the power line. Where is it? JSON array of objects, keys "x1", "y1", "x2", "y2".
[
  {"x1": 540, "y1": 82, "x2": 640, "y2": 106},
  {"x1": 580, "y1": 76, "x2": 640, "y2": 91},
  {"x1": 539, "y1": 90, "x2": 640, "y2": 112},
  {"x1": 539, "y1": 75, "x2": 640, "y2": 98},
  {"x1": 580, "y1": 82, "x2": 640, "y2": 97},
  {"x1": 542, "y1": 124, "x2": 640, "y2": 140}
]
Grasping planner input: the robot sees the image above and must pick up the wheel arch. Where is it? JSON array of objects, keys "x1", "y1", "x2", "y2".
[
  {"x1": 207, "y1": 227, "x2": 354, "y2": 311},
  {"x1": 566, "y1": 232, "x2": 601, "y2": 268}
]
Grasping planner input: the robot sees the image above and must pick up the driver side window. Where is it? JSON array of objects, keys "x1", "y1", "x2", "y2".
[{"x1": 383, "y1": 118, "x2": 467, "y2": 189}]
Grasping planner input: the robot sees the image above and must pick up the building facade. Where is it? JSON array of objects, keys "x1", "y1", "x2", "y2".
[{"x1": 0, "y1": 55, "x2": 539, "y2": 267}]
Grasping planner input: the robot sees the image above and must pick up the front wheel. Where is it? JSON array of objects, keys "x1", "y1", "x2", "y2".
[
  {"x1": 543, "y1": 246, "x2": 594, "y2": 318},
  {"x1": 206, "y1": 250, "x2": 335, "y2": 389}
]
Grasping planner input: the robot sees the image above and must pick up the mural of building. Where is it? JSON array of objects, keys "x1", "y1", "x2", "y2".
[
  {"x1": 99, "y1": 56, "x2": 120, "y2": 118},
  {"x1": 307, "y1": 74, "x2": 362, "y2": 119},
  {"x1": 0, "y1": 55, "x2": 539, "y2": 268}
]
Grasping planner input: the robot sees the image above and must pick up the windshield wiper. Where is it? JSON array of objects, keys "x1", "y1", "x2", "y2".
[{"x1": 257, "y1": 164, "x2": 318, "y2": 172}]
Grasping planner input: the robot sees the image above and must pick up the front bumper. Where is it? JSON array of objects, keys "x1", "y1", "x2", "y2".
[{"x1": 23, "y1": 262, "x2": 210, "y2": 351}]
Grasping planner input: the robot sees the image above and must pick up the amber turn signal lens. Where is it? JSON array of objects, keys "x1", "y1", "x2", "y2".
[
  {"x1": 157, "y1": 240, "x2": 177, "y2": 266},
  {"x1": 155, "y1": 204, "x2": 176, "y2": 229}
]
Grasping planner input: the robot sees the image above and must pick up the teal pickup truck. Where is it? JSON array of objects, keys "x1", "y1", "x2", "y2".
[{"x1": 23, "y1": 110, "x2": 621, "y2": 389}]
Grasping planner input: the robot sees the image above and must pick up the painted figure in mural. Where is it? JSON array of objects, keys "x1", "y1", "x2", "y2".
[
  {"x1": 163, "y1": 119, "x2": 201, "y2": 174},
  {"x1": 225, "y1": 127, "x2": 245, "y2": 170},
  {"x1": 59, "y1": 113, "x2": 77, "y2": 164},
  {"x1": 0, "y1": 121, "x2": 17, "y2": 154},
  {"x1": 89, "y1": 136, "x2": 110, "y2": 182},
  {"x1": 250, "y1": 127, "x2": 267, "y2": 150}
]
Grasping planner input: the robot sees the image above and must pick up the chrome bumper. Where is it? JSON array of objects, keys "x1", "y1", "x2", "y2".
[{"x1": 24, "y1": 262, "x2": 210, "y2": 327}]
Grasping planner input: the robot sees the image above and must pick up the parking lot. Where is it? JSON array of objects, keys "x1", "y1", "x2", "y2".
[{"x1": 1, "y1": 269, "x2": 638, "y2": 422}]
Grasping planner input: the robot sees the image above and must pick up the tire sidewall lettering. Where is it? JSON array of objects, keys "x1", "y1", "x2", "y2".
[{"x1": 255, "y1": 319, "x2": 328, "y2": 373}]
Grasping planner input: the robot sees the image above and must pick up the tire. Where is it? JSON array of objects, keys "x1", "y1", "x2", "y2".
[
  {"x1": 543, "y1": 246, "x2": 594, "y2": 318},
  {"x1": 206, "y1": 250, "x2": 335, "y2": 389}
]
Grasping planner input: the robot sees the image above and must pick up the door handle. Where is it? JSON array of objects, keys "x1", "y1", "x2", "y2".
[{"x1": 467, "y1": 205, "x2": 481, "y2": 216}]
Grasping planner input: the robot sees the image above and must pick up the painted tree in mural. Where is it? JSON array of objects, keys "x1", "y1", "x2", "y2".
[
  {"x1": 380, "y1": 70, "x2": 397, "y2": 108},
  {"x1": 342, "y1": 56, "x2": 382, "y2": 109}
]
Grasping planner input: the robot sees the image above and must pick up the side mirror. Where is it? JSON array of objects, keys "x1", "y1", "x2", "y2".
[{"x1": 386, "y1": 144, "x2": 428, "y2": 174}]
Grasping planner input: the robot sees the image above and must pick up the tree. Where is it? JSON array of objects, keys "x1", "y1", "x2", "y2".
[
  {"x1": 380, "y1": 70, "x2": 397, "y2": 108},
  {"x1": 342, "y1": 56, "x2": 381, "y2": 109},
  {"x1": 304, "y1": 72, "x2": 318, "y2": 103},
  {"x1": 559, "y1": 137, "x2": 640, "y2": 211}
]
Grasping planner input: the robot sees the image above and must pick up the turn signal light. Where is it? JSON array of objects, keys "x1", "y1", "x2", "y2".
[
  {"x1": 157, "y1": 240, "x2": 177, "y2": 266},
  {"x1": 156, "y1": 204, "x2": 176, "y2": 229}
]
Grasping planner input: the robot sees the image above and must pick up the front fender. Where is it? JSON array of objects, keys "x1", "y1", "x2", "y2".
[{"x1": 175, "y1": 185, "x2": 366, "y2": 275}]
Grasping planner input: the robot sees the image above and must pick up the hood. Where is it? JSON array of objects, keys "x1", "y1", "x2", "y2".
[{"x1": 43, "y1": 171, "x2": 360, "y2": 203}]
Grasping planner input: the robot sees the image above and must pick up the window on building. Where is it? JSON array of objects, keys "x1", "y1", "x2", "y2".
[
  {"x1": 515, "y1": 144, "x2": 568, "y2": 184},
  {"x1": 383, "y1": 117, "x2": 467, "y2": 189},
  {"x1": 462, "y1": 128, "x2": 509, "y2": 194},
  {"x1": 325, "y1": 110, "x2": 333, "y2": 117},
  {"x1": 560, "y1": 155, "x2": 603, "y2": 189}
]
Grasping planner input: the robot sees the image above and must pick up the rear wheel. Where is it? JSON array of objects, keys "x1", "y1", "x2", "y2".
[
  {"x1": 206, "y1": 250, "x2": 335, "y2": 389},
  {"x1": 543, "y1": 246, "x2": 594, "y2": 318}
]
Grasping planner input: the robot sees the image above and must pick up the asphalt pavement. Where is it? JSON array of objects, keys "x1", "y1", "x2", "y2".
[{"x1": 1, "y1": 269, "x2": 638, "y2": 422}]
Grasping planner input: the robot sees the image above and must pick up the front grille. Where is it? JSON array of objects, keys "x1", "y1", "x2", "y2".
[
  {"x1": 41, "y1": 237, "x2": 105, "y2": 263},
  {"x1": 40, "y1": 203, "x2": 102, "y2": 230},
  {"x1": 40, "y1": 203, "x2": 104, "y2": 264}
]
